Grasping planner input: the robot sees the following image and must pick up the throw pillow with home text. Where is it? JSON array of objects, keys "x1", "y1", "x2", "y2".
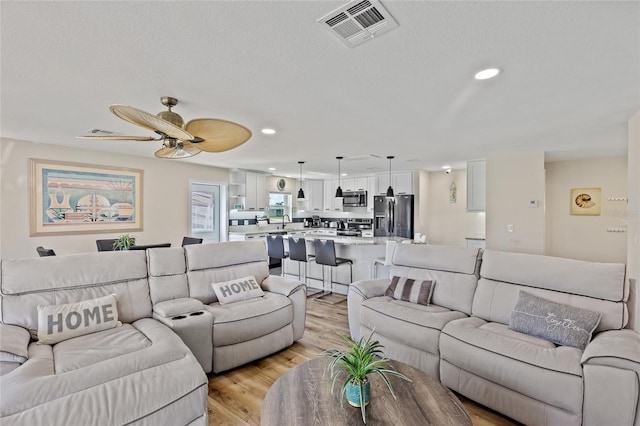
[
  {"x1": 37, "y1": 294, "x2": 121, "y2": 345},
  {"x1": 211, "y1": 275, "x2": 265, "y2": 305}
]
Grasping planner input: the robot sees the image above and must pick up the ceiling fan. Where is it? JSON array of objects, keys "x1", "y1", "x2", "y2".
[{"x1": 78, "y1": 97, "x2": 252, "y2": 159}]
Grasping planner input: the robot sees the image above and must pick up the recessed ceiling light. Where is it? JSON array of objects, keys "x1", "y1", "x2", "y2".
[
  {"x1": 474, "y1": 68, "x2": 502, "y2": 80},
  {"x1": 261, "y1": 128, "x2": 276, "y2": 135},
  {"x1": 268, "y1": 167, "x2": 276, "y2": 171},
  {"x1": 341, "y1": 173, "x2": 347, "y2": 176},
  {"x1": 285, "y1": 175, "x2": 292, "y2": 178},
  {"x1": 442, "y1": 165, "x2": 451, "y2": 169}
]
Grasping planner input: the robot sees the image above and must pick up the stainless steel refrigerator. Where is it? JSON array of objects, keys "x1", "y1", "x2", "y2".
[{"x1": 373, "y1": 194, "x2": 414, "y2": 238}]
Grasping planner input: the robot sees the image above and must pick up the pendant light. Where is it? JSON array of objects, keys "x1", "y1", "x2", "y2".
[
  {"x1": 335, "y1": 156, "x2": 344, "y2": 198},
  {"x1": 297, "y1": 161, "x2": 306, "y2": 200},
  {"x1": 386, "y1": 155, "x2": 395, "y2": 198}
]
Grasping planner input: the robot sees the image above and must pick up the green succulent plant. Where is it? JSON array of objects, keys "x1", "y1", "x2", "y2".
[
  {"x1": 320, "y1": 330, "x2": 411, "y2": 423},
  {"x1": 113, "y1": 234, "x2": 136, "y2": 250}
]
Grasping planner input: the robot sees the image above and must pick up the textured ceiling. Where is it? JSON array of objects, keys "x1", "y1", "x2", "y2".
[{"x1": 1, "y1": 1, "x2": 638, "y2": 178}]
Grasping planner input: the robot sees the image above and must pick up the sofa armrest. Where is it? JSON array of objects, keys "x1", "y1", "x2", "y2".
[
  {"x1": 0, "y1": 324, "x2": 30, "y2": 374},
  {"x1": 153, "y1": 297, "x2": 204, "y2": 318},
  {"x1": 581, "y1": 329, "x2": 640, "y2": 426},
  {"x1": 261, "y1": 275, "x2": 306, "y2": 297},
  {"x1": 347, "y1": 278, "x2": 390, "y2": 340},
  {"x1": 261, "y1": 275, "x2": 307, "y2": 341},
  {"x1": 582, "y1": 329, "x2": 640, "y2": 367},
  {"x1": 349, "y1": 278, "x2": 390, "y2": 300}
]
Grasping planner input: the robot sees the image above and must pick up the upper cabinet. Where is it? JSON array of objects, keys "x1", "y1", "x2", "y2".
[
  {"x1": 466, "y1": 160, "x2": 486, "y2": 211},
  {"x1": 323, "y1": 180, "x2": 343, "y2": 211},
  {"x1": 375, "y1": 171, "x2": 414, "y2": 195},
  {"x1": 230, "y1": 170, "x2": 267, "y2": 210},
  {"x1": 300, "y1": 179, "x2": 324, "y2": 211}
]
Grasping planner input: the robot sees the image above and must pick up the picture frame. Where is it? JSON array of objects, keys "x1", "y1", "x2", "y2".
[
  {"x1": 570, "y1": 187, "x2": 601, "y2": 216},
  {"x1": 29, "y1": 158, "x2": 143, "y2": 236}
]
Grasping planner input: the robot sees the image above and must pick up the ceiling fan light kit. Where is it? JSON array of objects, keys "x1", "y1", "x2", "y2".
[{"x1": 79, "y1": 97, "x2": 252, "y2": 159}]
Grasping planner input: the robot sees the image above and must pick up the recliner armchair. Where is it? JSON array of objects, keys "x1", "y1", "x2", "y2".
[{"x1": 147, "y1": 240, "x2": 307, "y2": 373}]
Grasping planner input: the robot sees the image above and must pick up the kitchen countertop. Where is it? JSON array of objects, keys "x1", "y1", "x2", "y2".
[
  {"x1": 228, "y1": 228, "x2": 408, "y2": 245},
  {"x1": 284, "y1": 234, "x2": 408, "y2": 246}
]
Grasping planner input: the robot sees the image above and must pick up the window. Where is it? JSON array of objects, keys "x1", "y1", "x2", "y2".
[{"x1": 268, "y1": 192, "x2": 291, "y2": 221}]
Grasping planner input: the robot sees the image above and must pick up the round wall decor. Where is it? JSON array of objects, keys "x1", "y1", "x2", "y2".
[{"x1": 277, "y1": 178, "x2": 286, "y2": 191}]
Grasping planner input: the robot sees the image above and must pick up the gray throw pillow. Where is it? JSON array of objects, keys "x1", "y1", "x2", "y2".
[
  {"x1": 385, "y1": 276, "x2": 435, "y2": 306},
  {"x1": 509, "y1": 291, "x2": 601, "y2": 350}
]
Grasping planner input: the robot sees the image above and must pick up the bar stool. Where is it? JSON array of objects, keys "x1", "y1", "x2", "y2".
[
  {"x1": 313, "y1": 239, "x2": 352, "y2": 305},
  {"x1": 266, "y1": 235, "x2": 288, "y2": 276},
  {"x1": 288, "y1": 237, "x2": 320, "y2": 297}
]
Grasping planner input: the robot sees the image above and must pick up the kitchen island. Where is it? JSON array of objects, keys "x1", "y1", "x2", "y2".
[{"x1": 282, "y1": 232, "x2": 407, "y2": 294}]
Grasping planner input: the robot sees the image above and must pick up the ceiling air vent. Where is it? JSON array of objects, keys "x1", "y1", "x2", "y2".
[{"x1": 317, "y1": 0, "x2": 398, "y2": 48}]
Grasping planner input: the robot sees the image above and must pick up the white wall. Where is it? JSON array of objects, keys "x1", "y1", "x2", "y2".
[
  {"x1": 0, "y1": 138, "x2": 229, "y2": 259},
  {"x1": 416, "y1": 170, "x2": 430, "y2": 237},
  {"x1": 628, "y1": 111, "x2": 640, "y2": 330},
  {"x1": 486, "y1": 152, "x2": 546, "y2": 254},
  {"x1": 425, "y1": 169, "x2": 485, "y2": 246},
  {"x1": 545, "y1": 157, "x2": 628, "y2": 263}
]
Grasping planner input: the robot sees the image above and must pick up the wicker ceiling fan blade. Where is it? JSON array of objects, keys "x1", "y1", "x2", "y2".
[
  {"x1": 110, "y1": 104, "x2": 194, "y2": 141},
  {"x1": 186, "y1": 119, "x2": 252, "y2": 153},
  {"x1": 154, "y1": 141, "x2": 201, "y2": 159},
  {"x1": 76, "y1": 135, "x2": 158, "y2": 141}
]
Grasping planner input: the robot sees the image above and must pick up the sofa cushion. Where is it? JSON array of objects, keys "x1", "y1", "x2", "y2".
[
  {"x1": 441, "y1": 317, "x2": 584, "y2": 414},
  {"x1": 361, "y1": 296, "x2": 466, "y2": 354},
  {"x1": 385, "y1": 276, "x2": 435, "y2": 306},
  {"x1": 510, "y1": 291, "x2": 601, "y2": 350},
  {"x1": 211, "y1": 275, "x2": 264, "y2": 305},
  {"x1": 204, "y1": 292, "x2": 292, "y2": 346},
  {"x1": 53, "y1": 323, "x2": 151, "y2": 373},
  {"x1": 37, "y1": 294, "x2": 121, "y2": 344}
]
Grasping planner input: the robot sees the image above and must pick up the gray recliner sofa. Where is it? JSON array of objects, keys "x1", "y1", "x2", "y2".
[
  {"x1": 146, "y1": 240, "x2": 307, "y2": 374},
  {"x1": 348, "y1": 244, "x2": 640, "y2": 426},
  {"x1": 0, "y1": 251, "x2": 208, "y2": 425}
]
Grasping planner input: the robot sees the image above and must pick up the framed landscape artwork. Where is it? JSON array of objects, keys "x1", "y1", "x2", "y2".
[
  {"x1": 30, "y1": 159, "x2": 143, "y2": 236},
  {"x1": 570, "y1": 187, "x2": 601, "y2": 216}
]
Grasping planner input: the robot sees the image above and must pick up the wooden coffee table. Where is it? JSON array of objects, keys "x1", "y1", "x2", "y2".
[{"x1": 261, "y1": 357, "x2": 472, "y2": 425}]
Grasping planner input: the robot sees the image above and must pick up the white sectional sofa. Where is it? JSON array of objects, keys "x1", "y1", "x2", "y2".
[
  {"x1": 0, "y1": 240, "x2": 307, "y2": 424},
  {"x1": 348, "y1": 244, "x2": 640, "y2": 426},
  {"x1": 0, "y1": 251, "x2": 208, "y2": 425}
]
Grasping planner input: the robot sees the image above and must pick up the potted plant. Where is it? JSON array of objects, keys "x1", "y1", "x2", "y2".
[
  {"x1": 113, "y1": 233, "x2": 136, "y2": 250},
  {"x1": 320, "y1": 330, "x2": 411, "y2": 423}
]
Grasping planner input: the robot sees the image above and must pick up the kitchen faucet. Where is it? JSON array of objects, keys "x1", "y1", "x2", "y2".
[{"x1": 282, "y1": 214, "x2": 291, "y2": 229}]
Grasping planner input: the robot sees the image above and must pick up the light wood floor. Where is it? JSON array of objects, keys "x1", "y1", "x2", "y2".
[{"x1": 207, "y1": 294, "x2": 518, "y2": 426}]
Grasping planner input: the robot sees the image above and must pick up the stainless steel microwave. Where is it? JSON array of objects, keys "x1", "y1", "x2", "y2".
[{"x1": 342, "y1": 190, "x2": 367, "y2": 207}]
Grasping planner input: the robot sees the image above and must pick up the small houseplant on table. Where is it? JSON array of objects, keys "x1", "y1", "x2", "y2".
[
  {"x1": 113, "y1": 233, "x2": 136, "y2": 250},
  {"x1": 320, "y1": 330, "x2": 411, "y2": 423}
]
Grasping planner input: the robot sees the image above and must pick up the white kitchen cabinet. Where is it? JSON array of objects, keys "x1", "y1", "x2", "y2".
[
  {"x1": 375, "y1": 171, "x2": 413, "y2": 195},
  {"x1": 323, "y1": 179, "x2": 343, "y2": 211},
  {"x1": 341, "y1": 178, "x2": 355, "y2": 192},
  {"x1": 394, "y1": 171, "x2": 413, "y2": 194},
  {"x1": 308, "y1": 179, "x2": 324, "y2": 211},
  {"x1": 244, "y1": 171, "x2": 267, "y2": 211},
  {"x1": 367, "y1": 177, "x2": 376, "y2": 211},
  {"x1": 467, "y1": 160, "x2": 486, "y2": 211},
  {"x1": 354, "y1": 177, "x2": 368, "y2": 191},
  {"x1": 255, "y1": 173, "x2": 267, "y2": 210},
  {"x1": 230, "y1": 170, "x2": 267, "y2": 211}
]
